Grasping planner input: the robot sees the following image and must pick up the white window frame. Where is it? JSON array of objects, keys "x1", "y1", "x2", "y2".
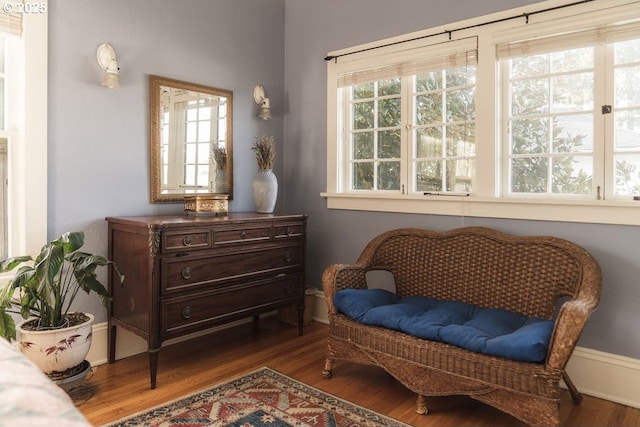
[
  {"x1": 0, "y1": 4, "x2": 47, "y2": 284},
  {"x1": 323, "y1": 0, "x2": 640, "y2": 226}
]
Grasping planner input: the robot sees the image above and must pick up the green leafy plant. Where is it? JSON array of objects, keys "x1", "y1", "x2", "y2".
[{"x1": 0, "y1": 231, "x2": 124, "y2": 341}]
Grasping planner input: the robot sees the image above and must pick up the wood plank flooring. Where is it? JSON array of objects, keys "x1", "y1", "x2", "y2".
[{"x1": 75, "y1": 318, "x2": 640, "y2": 427}]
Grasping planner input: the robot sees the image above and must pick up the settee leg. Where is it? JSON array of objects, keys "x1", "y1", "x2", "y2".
[
  {"x1": 562, "y1": 370, "x2": 583, "y2": 404},
  {"x1": 416, "y1": 394, "x2": 428, "y2": 415},
  {"x1": 322, "y1": 358, "x2": 334, "y2": 379}
]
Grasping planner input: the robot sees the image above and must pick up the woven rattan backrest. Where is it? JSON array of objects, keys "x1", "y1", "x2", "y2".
[{"x1": 365, "y1": 227, "x2": 595, "y2": 319}]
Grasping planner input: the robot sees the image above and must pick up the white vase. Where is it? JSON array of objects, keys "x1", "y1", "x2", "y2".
[
  {"x1": 17, "y1": 313, "x2": 94, "y2": 374},
  {"x1": 252, "y1": 169, "x2": 278, "y2": 213}
]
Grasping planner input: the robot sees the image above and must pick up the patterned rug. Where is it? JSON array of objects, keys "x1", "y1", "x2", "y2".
[{"x1": 102, "y1": 367, "x2": 410, "y2": 427}]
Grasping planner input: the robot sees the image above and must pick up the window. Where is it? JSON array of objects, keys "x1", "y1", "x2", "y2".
[
  {"x1": 324, "y1": 0, "x2": 640, "y2": 225},
  {"x1": 338, "y1": 38, "x2": 477, "y2": 196},
  {"x1": 498, "y1": 23, "x2": 640, "y2": 200},
  {"x1": 0, "y1": 4, "x2": 47, "y2": 269}
]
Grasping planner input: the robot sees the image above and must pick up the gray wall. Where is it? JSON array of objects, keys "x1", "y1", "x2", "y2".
[
  {"x1": 48, "y1": 0, "x2": 285, "y2": 319},
  {"x1": 283, "y1": 0, "x2": 640, "y2": 360},
  {"x1": 47, "y1": 1, "x2": 640, "y2": 361}
]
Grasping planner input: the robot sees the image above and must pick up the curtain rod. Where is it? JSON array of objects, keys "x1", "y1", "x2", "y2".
[{"x1": 324, "y1": 0, "x2": 595, "y2": 62}]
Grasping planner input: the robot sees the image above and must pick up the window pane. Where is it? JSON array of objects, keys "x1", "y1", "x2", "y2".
[
  {"x1": 446, "y1": 65, "x2": 476, "y2": 86},
  {"x1": 377, "y1": 161, "x2": 400, "y2": 190},
  {"x1": 198, "y1": 121, "x2": 210, "y2": 142},
  {"x1": 378, "y1": 130, "x2": 400, "y2": 158},
  {"x1": 615, "y1": 39, "x2": 640, "y2": 65},
  {"x1": 615, "y1": 155, "x2": 640, "y2": 196},
  {"x1": 184, "y1": 165, "x2": 196, "y2": 185},
  {"x1": 197, "y1": 165, "x2": 209, "y2": 186},
  {"x1": 378, "y1": 97, "x2": 401, "y2": 127},
  {"x1": 185, "y1": 143, "x2": 196, "y2": 163},
  {"x1": 186, "y1": 122, "x2": 197, "y2": 142},
  {"x1": 354, "y1": 82, "x2": 374, "y2": 99},
  {"x1": 512, "y1": 78, "x2": 549, "y2": 115},
  {"x1": 353, "y1": 162, "x2": 373, "y2": 189},
  {"x1": 353, "y1": 100, "x2": 374, "y2": 129},
  {"x1": 446, "y1": 124, "x2": 475, "y2": 157},
  {"x1": 615, "y1": 65, "x2": 640, "y2": 108},
  {"x1": 416, "y1": 128, "x2": 442, "y2": 158},
  {"x1": 378, "y1": 78, "x2": 401, "y2": 96},
  {"x1": 416, "y1": 71, "x2": 443, "y2": 92},
  {"x1": 614, "y1": 111, "x2": 640, "y2": 151},
  {"x1": 511, "y1": 54, "x2": 549, "y2": 78},
  {"x1": 186, "y1": 107, "x2": 197, "y2": 121},
  {"x1": 552, "y1": 115, "x2": 593, "y2": 152},
  {"x1": 446, "y1": 87, "x2": 475, "y2": 122},
  {"x1": 197, "y1": 143, "x2": 209, "y2": 163},
  {"x1": 552, "y1": 73, "x2": 593, "y2": 112},
  {"x1": 551, "y1": 47, "x2": 593, "y2": 72},
  {"x1": 416, "y1": 93, "x2": 442, "y2": 124},
  {"x1": 511, "y1": 118, "x2": 549, "y2": 155},
  {"x1": 446, "y1": 159, "x2": 475, "y2": 192},
  {"x1": 353, "y1": 132, "x2": 373, "y2": 159},
  {"x1": 198, "y1": 106, "x2": 211, "y2": 120},
  {"x1": 511, "y1": 157, "x2": 548, "y2": 193},
  {"x1": 415, "y1": 160, "x2": 442, "y2": 192},
  {"x1": 551, "y1": 155, "x2": 593, "y2": 194}
]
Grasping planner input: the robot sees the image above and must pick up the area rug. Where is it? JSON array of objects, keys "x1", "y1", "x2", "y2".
[{"x1": 102, "y1": 367, "x2": 410, "y2": 427}]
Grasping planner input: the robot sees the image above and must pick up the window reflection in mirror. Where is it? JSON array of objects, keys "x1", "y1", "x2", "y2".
[{"x1": 150, "y1": 75, "x2": 233, "y2": 203}]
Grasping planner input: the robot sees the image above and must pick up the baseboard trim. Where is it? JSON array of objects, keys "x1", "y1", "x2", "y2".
[{"x1": 88, "y1": 291, "x2": 639, "y2": 409}]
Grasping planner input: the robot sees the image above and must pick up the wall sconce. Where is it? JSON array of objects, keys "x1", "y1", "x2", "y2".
[
  {"x1": 97, "y1": 43, "x2": 120, "y2": 88},
  {"x1": 253, "y1": 84, "x2": 271, "y2": 120}
]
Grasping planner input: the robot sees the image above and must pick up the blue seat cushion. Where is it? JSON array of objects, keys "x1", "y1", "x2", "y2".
[{"x1": 334, "y1": 289, "x2": 553, "y2": 363}]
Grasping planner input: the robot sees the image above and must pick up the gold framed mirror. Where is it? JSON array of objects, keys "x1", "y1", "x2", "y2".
[{"x1": 149, "y1": 75, "x2": 233, "y2": 203}]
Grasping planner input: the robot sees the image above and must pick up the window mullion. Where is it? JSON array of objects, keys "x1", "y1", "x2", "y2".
[{"x1": 402, "y1": 76, "x2": 412, "y2": 195}]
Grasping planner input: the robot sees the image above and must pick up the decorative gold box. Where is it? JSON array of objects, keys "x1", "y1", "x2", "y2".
[{"x1": 184, "y1": 194, "x2": 229, "y2": 216}]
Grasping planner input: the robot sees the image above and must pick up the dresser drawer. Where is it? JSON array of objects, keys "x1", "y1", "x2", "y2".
[
  {"x1": 162, "y1": 229, "x2": 211, "y2": 252},
  {"x1": 274, "y1": 223, "x2": 304, "y2": 239},
  {"x1": 213, "y1": 225, "x2": 271, "y2": 244},
  {"x1": 160, "y1": 244, "x2": 301, "y2": 294},
  {"x1": 161, "y1": 275, "x2": 302, "y2": 336}
]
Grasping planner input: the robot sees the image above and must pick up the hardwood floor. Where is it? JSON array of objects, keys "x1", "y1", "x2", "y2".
[{"x1": 75, "y1": 318, "x2": 640, "y2": 427}]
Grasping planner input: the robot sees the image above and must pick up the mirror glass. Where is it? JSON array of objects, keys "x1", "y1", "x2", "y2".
[{"x1": 150, "y1": 75, "x2": 233, "y2": 203}]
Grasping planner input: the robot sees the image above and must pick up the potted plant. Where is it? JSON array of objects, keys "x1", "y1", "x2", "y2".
[
  {"x1": 0, "y1": 231, "x2": 123, "y2": 374},
  {"x1": 251, "y1": 135, "x2": 278, "y2": 213}
]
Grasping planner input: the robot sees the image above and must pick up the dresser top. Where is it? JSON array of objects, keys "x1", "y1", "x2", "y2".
[{"x1": 106, "y1": 212, "x2": 307, "y2": 229}]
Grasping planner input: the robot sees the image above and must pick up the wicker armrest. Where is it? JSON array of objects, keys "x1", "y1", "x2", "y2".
[
  {"x1": 547, "y1": 298, "x2": 598, "y2": 370},
  {"x1": 322, "y1": 264, "x2": 368, "y2": 314}
]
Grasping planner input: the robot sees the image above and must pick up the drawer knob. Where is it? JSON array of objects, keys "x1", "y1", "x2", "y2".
[
  {"x1": 182, "y1": 236, "x2": 192, "y2": 246},
  {"x1": 181, "y1": 266, "x2": 193, "y2": 279},
  {"x1": 240, "y1": 230, "x2": 247, "y2": 239},
  {"x1": 286, "y1": 227, "x2": 292, "y2": 235},
  {"x1": 182, "y1": 306, "x2": 192, "y2": 319},
  {"x1": 284, "y1": 285, "x2": 293, "y2": 295},
  {"x1": 284, "y1": 252, "x2": 292, "y2": 263}
]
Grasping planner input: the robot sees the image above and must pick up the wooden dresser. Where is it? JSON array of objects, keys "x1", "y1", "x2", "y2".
[{"x1": 105, "y1": 213, "x2": 307, "y2": 389}]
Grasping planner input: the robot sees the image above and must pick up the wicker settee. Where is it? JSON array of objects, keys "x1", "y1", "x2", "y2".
[{"x1": 322, "y1": 227, "x2": 601, "y2": 427}]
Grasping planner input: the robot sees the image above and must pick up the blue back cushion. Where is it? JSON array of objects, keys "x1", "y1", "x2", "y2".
[{"x1": 334, "y1": 289, "x2": 554, "y2": 363}]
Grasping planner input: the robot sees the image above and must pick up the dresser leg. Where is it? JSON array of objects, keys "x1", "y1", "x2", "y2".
[
  {"x1": 297, "y1": 304, "x2": 304, "y2": 336},
  {"x1": 149, "y1": 348, "x2": 160, "y2": 389},
  {"x1": 108, "y1": 323, "x2": 117, "y2": 364}
]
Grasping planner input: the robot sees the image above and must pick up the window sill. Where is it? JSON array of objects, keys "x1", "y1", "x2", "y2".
[{"x1": 321, "y1": 192, "x2": 640, "y2": 226}]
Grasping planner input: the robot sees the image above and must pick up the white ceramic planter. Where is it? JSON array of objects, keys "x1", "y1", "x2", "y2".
[
  {"x1": 17, "y1": 313, "x2": 94, "y2": 374},
  {"x1": 252, "y1": 169, "x2": 278, "y2": 213}
]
